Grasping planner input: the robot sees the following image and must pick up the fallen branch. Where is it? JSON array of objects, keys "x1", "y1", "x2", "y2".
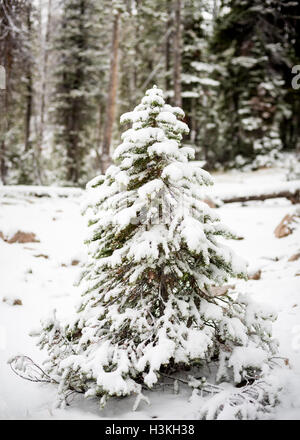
[
  {"x1": 222, "y1": 189, "x2": 300, "y2": 205},
  {"x1": 0, "y1": 185, "x2": 83, "y2": 199},
  {"x1": 8, "y1": 355, "x2": 84, "y2": 406},
  {"x1": 8, "y1": 355, "x2": 58, "y2": 384},
  {"x1": 274, "y1": 212, "x2": 300, "y2": 238}
]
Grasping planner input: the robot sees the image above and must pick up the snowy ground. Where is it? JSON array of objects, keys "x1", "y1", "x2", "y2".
[{"x1": 0, "y1": 168, "x2": 300, "y2": 420}]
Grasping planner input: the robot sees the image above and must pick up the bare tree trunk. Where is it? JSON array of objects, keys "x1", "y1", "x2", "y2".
[
  {"x1": 0, "y1": 72, "x2": 8, "y2": 183},
  {"x1": 40, "y1": 0, "x2": 52, "y2": 132},
  {"x1": 165, "y1": 0, "x2": 172, "y2": 103},
  {"x1": 0, "y1": 88, "x2": 7, "y2": 184},
  {"x1": 24, "y1": 2, "x2": 32, "y2": 152},
  {"x1": 133, "y1": 0, "x2": 141, "y2": 98},
  {"x1": 173, "y1": 0, "x2": 182, "y2": 108},
  {"x1": 212, "y1": 0, "x2": 220, "y2": 24},
  {"x1": 24, "y1": 74, "x2": 32, "y2": 152},
  {"x1": 101, "y1": 11, "x2": 120, "y2": 174},
  {"x1": 96, "y1": 102, "x2": 103, "y2": 152},
  {"x1": 0, "y1": 4, "x2": 13, "y2": 184},
  {"x1": 35, "y1": 0, "x2": 52, "y2": 184},
  {"x1": 95, "y1": 101, "x2": 104, "y2": 170},
  {"x1": 190, "y1": 98, "x2": 196, "y2": 143}
]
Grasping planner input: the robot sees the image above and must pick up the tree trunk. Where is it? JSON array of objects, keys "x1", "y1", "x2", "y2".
[
  {"x1": 133, "y1": 0, "x2": 141, "y2": 97},
  {"x1": 190, "y1": 98, "x2": 196, "y2": 143},
  {"x1": 0, "y1": 3, "x2": 13, "y2": 184},
  {"x1": 40, "y1": 0, "x2": 52, "y2": 132},
  {"x1": 101, "y1": 11, "x2": 120, "y2": 174},
  {"x1": 24, "y1": 2, "x2": 32, "y2": 152},
  {"x1": 173, "y1": 0, "x2": 182, "y2": 108},
  {"x1": 0, "y1": 93, "x2": 7, "y2": 184},
  {"x1": 35, "y1": 0, "x2": 52, "y2": 184},
  {"x1": 212, "y1": 0, "x2": 220, "y2": 24},
  {"x1": 0, "y1": 78, "x2": 8, "y2": 183},
  {"x1": 24, "y1": 74, "x2": 32, "y2": 152},
  {"x1": 95, "y1": 101, "x2": 104, "y2": 169},
  {"x1": 165, "y1": 0, "x2": 172, "y2": 102}
]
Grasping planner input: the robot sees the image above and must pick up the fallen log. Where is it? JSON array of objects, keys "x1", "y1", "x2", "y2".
[
  {"x1": 0, "y1": 185, "x2": 83, "y2": 199},
  {"x1": 221, "y1": 188, "x2": 300, "y2": 205}
]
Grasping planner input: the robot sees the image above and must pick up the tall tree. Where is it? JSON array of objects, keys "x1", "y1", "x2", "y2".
[
  {"x1": 280, "y1": 0, "x2": 300, "y2": 155},
  {"x1": 52, "y1": 0, "x2": 101, "y2": 185},
  {"x1": 34, "y1": 0, "x2": 53, "y2": 184},
  {"x1": 173, "y1": 0, "x2": 182, "y2": 107},
  {"x1": 0, "y1": 0, "x2": 35, "y2": 184},
  {"x1": 209, "y1": 0, "x2": 300, "y2": 168},
  {"x1": 101, "y1": 6, "x2": 122, "y2": 174},
  {"x1": 181, "y1": 0, "x2": 206, "y2": 148},
  {"x1": 164, "y1": 0, "x2": 173, "y2": 99},
  {"x1": 24, "y1": 1, "x2": 33, "y2": 153}
]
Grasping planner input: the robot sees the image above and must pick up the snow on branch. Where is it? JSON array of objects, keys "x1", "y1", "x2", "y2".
[{"x1": 8, "y1": 355, "x2": 58, "y2": 384}]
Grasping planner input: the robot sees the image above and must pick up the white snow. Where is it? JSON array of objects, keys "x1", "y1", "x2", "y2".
[
  {"x1": 198, "y1": 78, "x2": 220, "y2": 87},
  {"x1": 0, "y1": 185, "x2": 83, "y2": 199},
  {"x1": 0, "y1": 167, "x2": 300, "y2": 420},
  {"x1": 148, "y1": 140, "x2": 179, "y2": 157},
  {"x1": 231, "y1": 56, "x2": 258, "y2": 68}
]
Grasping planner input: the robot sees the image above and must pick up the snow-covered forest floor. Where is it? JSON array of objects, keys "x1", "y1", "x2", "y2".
[{"x1": 0, "y1": 168, "x2": 300, "y2": 420}]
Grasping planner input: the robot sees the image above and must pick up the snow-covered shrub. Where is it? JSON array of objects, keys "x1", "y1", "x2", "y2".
[
  {"x1": 190, "y1": 374, "x2": 281, "y2": 420},
  {"x1": 286, "y1": 154, "x2": 300, "y2": 181},
  {"x1": 37, "y1": 86, "x2": 279, "y2": 414}
]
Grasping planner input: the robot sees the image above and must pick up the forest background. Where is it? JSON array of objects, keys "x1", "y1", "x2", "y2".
[{"x1": 0, "y1": 0, "x2": 299, "y2": 187}]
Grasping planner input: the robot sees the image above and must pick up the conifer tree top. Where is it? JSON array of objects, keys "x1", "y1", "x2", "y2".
[{"x1": 85, "y1": 85, "x2": 246, "y2": 278}]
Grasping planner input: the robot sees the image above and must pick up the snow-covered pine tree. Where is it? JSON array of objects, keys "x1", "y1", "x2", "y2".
[
  {"x1": 38, "y1": 85, "x2": 278, "y2": 410},
  {"x1": 210, "y1": 0, "x2": 299, "y2": 169},
  {"x1": 51, "y1": 0, "x2": 103, "y2": 185},
  {"x1": 0, "y1": 0, "x2": 36, "y2": 185}
]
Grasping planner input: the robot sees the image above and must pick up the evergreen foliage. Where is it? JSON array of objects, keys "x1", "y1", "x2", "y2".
[
  {"x1": 51, "y1": 0, "x2": 103, "y2": 185},
  {"x1": 1, "y1": 1, "x2": 299, "y2": 182},
  {"x1": 208, "y1": 0, "x2": 300, "y2": 168},
  {"x1": 38, "y1": 86, "x2": 278, "y2": 409},
  {"x1": 0, "y1": 0, "x2": 36, "y2": 184}
]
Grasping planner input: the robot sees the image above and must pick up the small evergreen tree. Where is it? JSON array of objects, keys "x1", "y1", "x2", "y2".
[{"x1": 38, "y1": 86, "x2": 278, "y2": 411}]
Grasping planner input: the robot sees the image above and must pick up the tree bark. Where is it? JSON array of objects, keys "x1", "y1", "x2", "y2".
[
  {"x1": 0, "y1": 91, "x2": 7, "y2": 184},
  {"x1": 101, "y1": 11, "x2": 121, "y2": 174},
  {"x1": 40, "y1": 0, "x2": 52, "y2": 132},
  {"x1": 212, "y1": 0, "x2": 220, "y2": 24},
  {"x1": 165, "y1": 0, "x2": 172, "y2": 102},
  {"x1": 24, "y1": 2, "x2": 33, "y2": 152},
  {"x1": 0, "y1": 2, "x2": 13, "y2": 184},
  {"x1": 173, "y1": 0, "x2": 182, "y2": 107},
  {"x1": 35, "y1": 0, "x2": 52, "y2": 184}
]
